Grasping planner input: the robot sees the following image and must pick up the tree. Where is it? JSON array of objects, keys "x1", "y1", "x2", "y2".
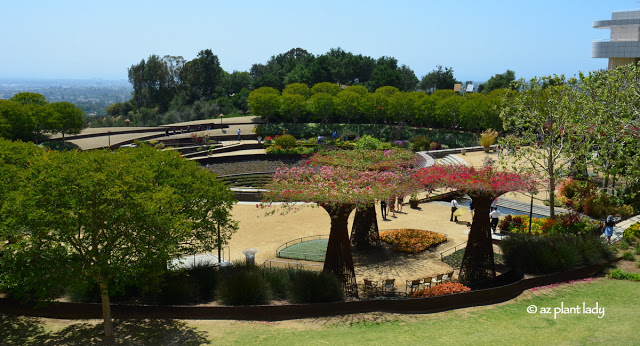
[
  {"x1": 414, "y1": 165, "x2": 537, "y2": 285},
  {"x1": 420, "y1": 65, "x2": 459, "y2": 92},
  {"x1": 579, "y1": 66, "x2": 640, "y2": 192},
  {"x1": 367, "y1": 56, "x2": 403, "y2": 91},
  {"x1": 398, "y1": 65, "x2": 419, "y2": 91},
  {"x1": 280, "y1": 93, "x2": 307, "y2": 124},
  {"x1": 0, "y1": 145, "x2": 237, "y2": 337},
  {"x1": 46, "y1": 102, "x2": 86, "y2": 141},
  {"x1": 500, "y1": 76, "x2": 581, "y2": 218},
  {"x1": 247, "y1": 87, "x2": 281, "y2": 123},
  {"x1": 262, "y1": 162, "x2": 418, "y2": 292},
  {"x1": 479, "y1": 70, "x2": 516, "y2": 93},
  {"x1": 335, "y1": 90, "x2": 362, "y2": 124},
  {"x1": 308, "y1": 149, "x2": 419, "y2": 248},
  {"x1": 180, "y1": 49, "x2": 224, "y2": 103},
  {"x1": 307, "y1": 92, "x2": 335, "y2": 123},
  {"x1": 283, "y1": 83, "x2": 311, "y2": 99},
  {"x1": 311, "y1": 82, "x2": 341, "y2": 96}
]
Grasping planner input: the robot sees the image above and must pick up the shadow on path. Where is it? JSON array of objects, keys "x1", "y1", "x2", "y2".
[{"x1": 0, "y1": 314, "x2": 208, "y2": 345}]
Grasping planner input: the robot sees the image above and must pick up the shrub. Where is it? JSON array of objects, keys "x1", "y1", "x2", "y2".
[
  {"x1": 216, "y1": 270, "x2": 272, "y2": 305},
  {"x1": 378, "y1": 229, "x2": 447, "y2": 253},
  {"x1": 355, "y1": 134, "x2": 383, "y2": 150},
  {"x1": 275, "y1": 134, "x2": 297, "y2": 149},
  {"x1": 500, "y1": 234, "x2": 614, "y2": 274},
  {"x1": 411, "y1": 282, "x2": 470, "y2": 298},
  {"x1": 429, "y1": 141, "x2": 443, "y2": 151},
  {"x1": 411, "y1": 136, "x2": 431, "y2": 152},
  {"x1": 623, "y1": 223, "x2": 640, "y2": 241},
  {"x1": 478, "y1": 129, "x2": 498, "y2": 147},
  {"x1": 262, "y1": 268, "x2": 294, "y2": 300},
  {"x1": 288, "y1": 271, "x2": 343, "y2": 303},
  {"x1": 608, "y1": 268, "x2": 640, "y2": 281},
  {"x1": 621, "y1": 251, "x2": 635, "y2": 261}
]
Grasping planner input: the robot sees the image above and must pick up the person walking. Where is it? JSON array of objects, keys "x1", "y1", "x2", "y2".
[
  {"x1": 469, "y1": 200, "x2": 475, "y2": 218},
  {"x1": 450, "y1": 198, "x2": 459, "y2": 222},
  {"x1": 380, "y1": 200, "x2": 387, "y2": 220},
  {"x1": 603, "y1": 215, "x2": 615, "y2": 244},
  {"x1": 396, "y1": 196, "x2": 403, "y2": 212},
  {"x1": 490, "y1": 207, "x2": 502, "y2": 233},
  {"x1": 388, "y1": 198, "x2": 396, "y2": 218}
]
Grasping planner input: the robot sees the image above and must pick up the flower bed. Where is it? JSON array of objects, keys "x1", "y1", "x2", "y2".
[
  {"x1": 378, "y1": 229, "x2": 447, "y2": 253},
  {"x1": 411, "y1": 282, "x2": 471, "y2": 298},
  {"x1": 499, "y1": 213, "x2": 600, "y2": 236}
]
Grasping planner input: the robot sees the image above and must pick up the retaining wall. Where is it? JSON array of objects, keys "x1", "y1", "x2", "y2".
[{"x1": 0, "y1": 263, "x2": 605, "y2": 321}]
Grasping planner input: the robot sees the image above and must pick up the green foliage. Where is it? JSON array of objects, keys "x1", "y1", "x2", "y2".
[
  {"x1": 479, "y1": 70, "x2": 516, "y2": 93},
  {"x1": 558, "y1": 178, "x2": 634, "y2": 219},
  {"x1": 621, "y1": 251, "x2": 635, "y2": 261},
  {"x1": 274, "y1": 134, "x2": 297, "y2": 149},
  {"x1": 257, "y1": 123, "x2": 476, "y2": 148},
  {"x1": 500, "y1": 234, "x2": 613, "y2": 274},
  {"x1": 607, "y1": 268, "x2": 640, "y2": 281},
  {"x1": 261, "y1": 268, "x2": 295, "y2": 300},
  {"x1": 411, "y1": 136, "x2": 431, "y2": 152},
  {"x1": 216, "y1": 270, "x2": 272, "y2": 305},
  {"x1": 288, "y1": 271, "x2": 344, "y2": 303},
  {"x1": 355, "y1": 134, "x2": 383, "y2": 150},
  {"x1": 420, "y1": 65, "x2": 459, "y2": 91}
]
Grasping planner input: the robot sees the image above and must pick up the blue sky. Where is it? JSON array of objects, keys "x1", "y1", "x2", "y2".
[{"x1": 0, "y1": 0, "x2": 636, "y2": 82}]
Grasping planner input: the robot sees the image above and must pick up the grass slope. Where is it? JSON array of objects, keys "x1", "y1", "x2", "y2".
[
  {"x1": 278, "y1": 239, "x2": 328, "y2": 262},
  {"x1": 1, "y1": 278, "x2": 637, "y2": 344},
  {"x1": 214, "y1": 278, "x2": 638, "y2": 345}
]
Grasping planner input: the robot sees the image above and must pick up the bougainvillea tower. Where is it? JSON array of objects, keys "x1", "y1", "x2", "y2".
[
  {"x1": 263, "y1": 153, "x2": 418, "y2": 293},
  {"x1": 415, "y1": 165, "x2": 537, "y2": 285},
  {"x1": 309, "y1": 149, "x2": 417, "y2": 248}
]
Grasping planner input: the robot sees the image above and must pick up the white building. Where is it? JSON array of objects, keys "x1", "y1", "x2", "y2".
[{"x1": 593, "y1": 9, "x2": 640, "y2": 69}]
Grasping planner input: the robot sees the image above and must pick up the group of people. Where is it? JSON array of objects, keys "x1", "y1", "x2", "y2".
[
  {"x1": 380, "y1": 197, "x2": 404, "y2": 220},
  {"x1": 450, "y1": 197, "x2": 503, "y2": 233}
]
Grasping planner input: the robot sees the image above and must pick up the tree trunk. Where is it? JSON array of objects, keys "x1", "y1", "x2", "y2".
[
  {"x1": 350, "y1": 204, "x2": 380, "y2": 248},
  {"x1": 548, "y1": 155, "x2": 556, "y2": 219},
  {"x1": 321, "y1": 204, "x2": 357, "y2": 296},
  {"x1": 99, "y1": 282, "x2": 114, "y2": 337},
  {"x1": 458, "y1": 196, "x2": 495, "y2": 286}
]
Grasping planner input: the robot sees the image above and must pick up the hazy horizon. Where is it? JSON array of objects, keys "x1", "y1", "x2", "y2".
[{"x1": 1, "y1": 1, "x2": 635, "y2": 82}]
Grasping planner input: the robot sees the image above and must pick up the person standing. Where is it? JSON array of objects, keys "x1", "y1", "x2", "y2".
[
  {"x1": 237, "y1": 128, "x2": 241, "y2": 142},
  {"x1": 469, "y1": 200, "x2": 475, "y2": 217},
  {"x1": 380, "y1": 200, "x2": 387, "y2": 220},
  {"x1": 490, "y1": 207, "x2": 502, "y2": 233},
  {"x1": 603, "y1": 215, "x2": 615, "y2": 244},
  {"x1": 450, "y1": 198, "x2": 459, "y2": 222},
  {"x1": 396, "y1": 196, "x2": 403, "y2": 212},
  {"x1": 388, "y1": 198, "x2": 396, "y2": 218}
]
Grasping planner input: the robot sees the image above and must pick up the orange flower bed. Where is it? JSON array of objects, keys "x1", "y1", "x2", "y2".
[
  {"x1": 378, "y1": 229, "x2": 447, "y2": 253},
  {"x1": 411, "y1": 282, "x2": 471, "y2": 298}
]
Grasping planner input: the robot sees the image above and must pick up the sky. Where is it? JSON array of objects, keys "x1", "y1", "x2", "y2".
[{"x1": 0, "y1": 0, "x2": 636, "y2": 83}]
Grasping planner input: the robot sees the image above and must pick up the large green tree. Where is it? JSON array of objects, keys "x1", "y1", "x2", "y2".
[
  {"x1": 479, "y1": 70, "x2": 516, "y2": 93},
  {"x1": 500, "y1": 76, "x2": 582, "y2": 218},
  {"x1": 420, "y1": 65, "x2": 459, "y2": 92},
  {"x1": 0, "y1": 145, "x2": 237, "y2": 337}
]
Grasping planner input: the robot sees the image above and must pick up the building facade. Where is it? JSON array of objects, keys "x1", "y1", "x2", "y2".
[{"x1": 593, "y1": 9, "x2": 640, "y2": 69}]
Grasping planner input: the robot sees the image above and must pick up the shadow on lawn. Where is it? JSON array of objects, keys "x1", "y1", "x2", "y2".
[{"x1": 0, "y1": 314, "x2": 208, "y2": 345}]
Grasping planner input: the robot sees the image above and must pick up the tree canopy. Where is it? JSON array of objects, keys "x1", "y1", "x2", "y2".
[
  {"x1": 0, "y1": 144, "x2": 237, "y2": 336},
  {"x1": 420, "y1": 65, "x2": 459, "y2": 92}
]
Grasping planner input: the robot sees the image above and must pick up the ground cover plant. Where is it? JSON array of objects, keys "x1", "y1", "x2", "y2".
[
  {"x1": 411, "y1": 282, "x2": 471, "y2": 298},
  {"x1": 277, "y1": 239, "x2": 328, "y2": 262},
  {"x1": 499, "y1": 212, "x2": 600, "y2": 236},
  {"x1": 377, "y1": 229, "x2": 447, "y2": 253}
]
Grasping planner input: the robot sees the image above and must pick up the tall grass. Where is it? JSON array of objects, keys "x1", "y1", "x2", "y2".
[{"x1": 500, "y1": 234, "x2": 613, "y2": 274}]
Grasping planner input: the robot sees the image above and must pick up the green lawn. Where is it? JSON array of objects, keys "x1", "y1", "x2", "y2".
[
  {"x1": 277, "y1": 239, "x2": 327, "y2": 262},
  {"x1": 1, "y1": 278, "x2": 637, "y2": 345},
  {"x1": 213, "y1": 278, "x2": 638, "y2": 345}
]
